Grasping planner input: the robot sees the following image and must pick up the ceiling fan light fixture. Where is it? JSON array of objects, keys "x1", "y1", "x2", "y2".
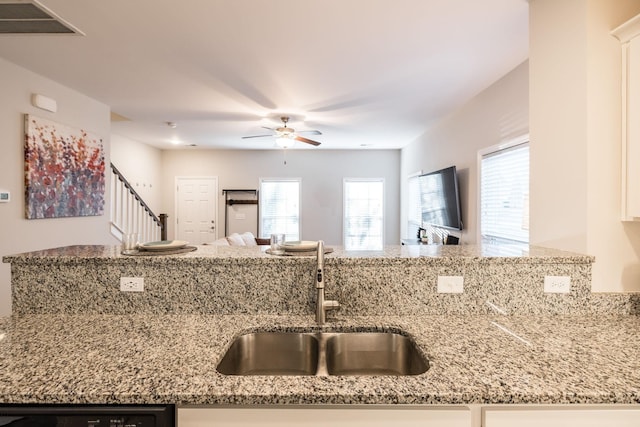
[{"x1": 276, "y1": 135, "x2": 295, "y2": 149}]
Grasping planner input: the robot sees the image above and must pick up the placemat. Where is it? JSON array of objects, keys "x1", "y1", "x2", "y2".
[
  {"x1": 266, "y1": 247, "x2": 334, "y2": 257},
  {"x1": 121, "y1": 246, "x2": 198, "y2": 256}
]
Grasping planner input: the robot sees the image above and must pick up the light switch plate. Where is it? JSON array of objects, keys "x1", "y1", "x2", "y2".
[
  {"x1": 437, "y1": 276, "x2": 464, "y2": 293},
  {"x1": 544, "y1": 276, "x2": 571, "y2": 293},
  {"x1": 0, "y1": 191, "x2": 9, "y2": 203}
]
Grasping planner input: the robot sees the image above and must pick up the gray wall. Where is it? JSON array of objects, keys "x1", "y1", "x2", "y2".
[
  {"x1": 160, "y1": 149, "x2": 401, "y2": 246},
  {"x1": 400, "y1": 60, "x2": 529, "y2": 245},
  {"x1": 0, "y1": 57, "x2": 115, "y2": 316},
  {"x1": 529, "y1": 0, "x2": 640, "y2": 293}
]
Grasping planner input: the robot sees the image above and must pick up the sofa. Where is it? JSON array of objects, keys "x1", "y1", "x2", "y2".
[{"x1": 207, "y1": 231, "x2": 270, "y2": 246}]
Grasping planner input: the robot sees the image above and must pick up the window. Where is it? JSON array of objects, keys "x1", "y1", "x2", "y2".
[
  {"x1": 343, "y1": 178, "x2": 384, "y2": 250},
  {"x1": 479, "y1": 140, "x2": 529, "y2": 244},
  {"x1": 259, "y1": 178, "x2": 300, "y2": 241}
]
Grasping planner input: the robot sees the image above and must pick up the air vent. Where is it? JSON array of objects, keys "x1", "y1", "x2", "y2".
[{"x1": 0, "y1": 0, "x2": 83, "y2": 34}]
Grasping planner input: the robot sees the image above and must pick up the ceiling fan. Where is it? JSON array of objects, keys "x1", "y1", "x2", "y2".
[{"x1": 242, "y1": 116, "x2": 322, "y2": 148}]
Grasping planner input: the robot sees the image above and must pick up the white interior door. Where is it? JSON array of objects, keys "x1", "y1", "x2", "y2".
[{"x1": 176, "y1": 177, "x2": 218, "y2": 244}]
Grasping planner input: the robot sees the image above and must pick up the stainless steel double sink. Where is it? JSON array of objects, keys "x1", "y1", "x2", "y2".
[{"x1": 217, "y1": 331, "x2": 429, "y2": 376}]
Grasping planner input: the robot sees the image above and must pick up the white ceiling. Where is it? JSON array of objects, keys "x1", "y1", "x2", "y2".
[{"x1": 0, "y1": 0, "x2": 529, "y2": 150}]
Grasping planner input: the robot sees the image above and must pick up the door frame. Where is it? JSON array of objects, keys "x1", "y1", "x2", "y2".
[{"x1": 174, "y1": 176, "x2": 219, "y2": 242}]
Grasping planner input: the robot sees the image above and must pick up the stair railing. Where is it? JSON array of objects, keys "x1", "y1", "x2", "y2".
[{"x1": 110, "y1": 163, "x2": 167, "y2": 243}]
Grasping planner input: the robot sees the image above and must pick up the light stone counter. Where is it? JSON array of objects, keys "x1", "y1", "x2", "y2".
[
  {"x1": 0, "y1": 313, "x2": 639, "y2": 405},
  {"x1": 3, "y1": 244, "x2": 636, "y2": 316},
  {"x1": 1, "y1": 244, "x2": 639, "y2": 406},
  {"x1": 2, "y1": 243, "x2": 596, "y2": 263}
]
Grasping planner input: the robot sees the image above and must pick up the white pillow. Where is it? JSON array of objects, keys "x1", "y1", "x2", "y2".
[
  {"x1": 240, "y1": 231, "x2": 257, "y2": 246},
  {"x1": 226, "y1": 233, "x2": 246, "y2": 246}
]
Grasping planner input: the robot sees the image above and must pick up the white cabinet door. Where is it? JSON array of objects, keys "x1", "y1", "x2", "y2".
[
  {"x1": 612, "y1": 13, "x2": 640, "y2": 220},
  {"x1": 178, "y1": 406, "x2": 471, "y2": 427},
  {"x1": 484, "y1": 407, "x2": 640, "y2": 427}
]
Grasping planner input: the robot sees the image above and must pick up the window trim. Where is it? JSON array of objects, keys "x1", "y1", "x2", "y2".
[
  {"x1": 476, "y1": 134, "x2": 530, "y2": 245},
  {"x1": 407, "y1": 170, "x2": 423, "y2": 239},
  {"x1": 258, "y1": 177, "x2": 302, "y2": 240},
  {"x1": 342, "y1": 177, "x2": 385, "y2": 250}
]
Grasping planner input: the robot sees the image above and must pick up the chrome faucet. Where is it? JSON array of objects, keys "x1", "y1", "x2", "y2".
[{"x1": 315, "y1": 240, "x2": 339, "y2": 325}]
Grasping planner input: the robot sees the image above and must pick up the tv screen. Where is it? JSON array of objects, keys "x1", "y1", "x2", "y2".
[{"x1": 418, "y1": 165, "x2": 462, "y2": 230}]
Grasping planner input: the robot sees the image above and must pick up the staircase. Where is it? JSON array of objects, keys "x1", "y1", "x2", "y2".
[{"x1": 110, "y1": 163, "x2": 166, "y2": 243}]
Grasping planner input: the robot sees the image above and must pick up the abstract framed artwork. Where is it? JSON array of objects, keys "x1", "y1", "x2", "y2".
[{"x1": 24, "y1": 114, "x2": 105, "y2": 219}]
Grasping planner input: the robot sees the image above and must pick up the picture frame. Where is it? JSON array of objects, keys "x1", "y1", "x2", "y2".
[{"x1": 24, "y1": 114, "x2": 105, "y2": 219}]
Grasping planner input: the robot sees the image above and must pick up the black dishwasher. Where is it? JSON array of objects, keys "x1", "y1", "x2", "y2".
[{"x1": 0, "y1": 405, "x2": 174, "y2": 427}]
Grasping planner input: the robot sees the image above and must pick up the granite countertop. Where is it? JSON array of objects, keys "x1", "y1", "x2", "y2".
[
  {"x1": 2, "y1": 245, "x2": 595, "y2": 264},
  {"x1": 2, "y1": 244, "x2": 595, "y2": 265},
  {"x1": 0, "y1": 313, "x2": 638, "y2": 405}
]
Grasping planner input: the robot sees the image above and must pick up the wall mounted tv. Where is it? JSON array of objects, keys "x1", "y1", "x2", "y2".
[{"x1": 419, "y1": 165, "x2": 463, "y2": 231}]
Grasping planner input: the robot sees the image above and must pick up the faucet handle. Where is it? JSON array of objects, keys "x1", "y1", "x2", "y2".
[{"x1": 324, "y1": 300, "x2": 340, "y2": 310}]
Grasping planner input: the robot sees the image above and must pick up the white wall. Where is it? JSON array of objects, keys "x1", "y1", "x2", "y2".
[
  {"x1": 529, "y1": 0, "x2": 589, "y2": 252},
  {"x1": 530, "y1": 0, "x2": 640, "y2": 292},
  {"x1": 400, "y1": 61, "x2": 529, "y2": 244},
  {"x1": 111, "y1": 134, "x2": 163, "y2": 213},
  {"x1": 0, "y1": 58, "x2": 115, "y2": 316},
  {"x1": 160, "y1": 149, "x2": 401, "y2": 246}
]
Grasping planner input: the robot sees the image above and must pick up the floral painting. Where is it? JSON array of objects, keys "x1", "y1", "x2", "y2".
[{"x1": 24, "y1": 115, "x2": 105, "y2": 219}]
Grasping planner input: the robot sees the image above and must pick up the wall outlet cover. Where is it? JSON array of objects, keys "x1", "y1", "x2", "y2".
[
  {"x1": 120, "y1": 277, "x2": 144, "y2": 292},
  {"x1": 437, "y1": 276, "x2": 464, "y2": 293},
  {"x1": 544, "y1": 276, "x2": 571, "y2": 293}
]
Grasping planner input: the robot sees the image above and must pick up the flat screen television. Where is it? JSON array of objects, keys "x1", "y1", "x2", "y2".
[{"x1": 418, "y1": 165, "x2": 463, "y2": 231}]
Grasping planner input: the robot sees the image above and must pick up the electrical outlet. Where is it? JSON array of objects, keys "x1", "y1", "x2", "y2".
[
  {"x1": 437, "y1": 276, "x2": 464, "y2": 293},
  {"x1": 544, "y1": 276, "x2": 571, "y2": 293},
  {"x1": 120, "y1": 277, "x2": 144, "y2": 292}
]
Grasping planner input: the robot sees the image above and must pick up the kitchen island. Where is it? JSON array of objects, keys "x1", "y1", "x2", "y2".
[
  {"x1": 1, "y1": 244, "x2": 639, "y2": 410},
  {"x1": 5, "y1": 243, "x2": 631, "y2": 316}
]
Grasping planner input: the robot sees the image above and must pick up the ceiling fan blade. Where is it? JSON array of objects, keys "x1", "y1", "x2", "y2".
[
  {"x1": 297, "y1": 129, "x2": 322, "y2": 136},
  {"x1": 295, "y1": 136, "x2": 321, "y2": 146},
  {"x1": 241, "y1": 134, "x2": 274, "y2": 139},
  {"x1": 261, "y1": 126, "x2": 276, "y2": 131}
]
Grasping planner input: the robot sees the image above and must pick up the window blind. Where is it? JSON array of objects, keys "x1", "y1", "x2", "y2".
[
  {"x1": 480, "y1": 142, "x2": 529, "y2": 244},
  {"x1": 343, "y1": 179, "x2": 384, "y2": 250},
  {"x1": 259, "y1": 179, "x2": 300, "y2": 241}
]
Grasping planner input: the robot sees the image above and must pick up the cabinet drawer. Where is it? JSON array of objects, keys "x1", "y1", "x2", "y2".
[
  {"x1": 484, "y1": 407, "x2": 640, "y2": 427},
  {"x1": 178, "y1": 406, "x2": 471, "y2": 427}
]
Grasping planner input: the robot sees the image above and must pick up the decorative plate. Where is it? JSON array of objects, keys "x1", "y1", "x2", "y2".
[
  {"x1": 283, "y1": 241, "x2": 318, "y2": 252},
  {"x1": 139, "y1": 240, "x2": 189, "y2": 251}
]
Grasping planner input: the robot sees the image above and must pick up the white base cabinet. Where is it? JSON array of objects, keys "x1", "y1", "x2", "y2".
[
  {"x1": 483, "y1": 406, "x2": 640, "y2": 427},
  {"x1": 178, "y1": 406, "x2": 471, "y2": 427},
  {"x1": 179, "y1": 405, "x2": 640, "y2": 427}
]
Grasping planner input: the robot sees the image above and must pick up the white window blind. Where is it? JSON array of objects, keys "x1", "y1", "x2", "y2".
[
  {"x1": 343, "y1": 179, "x2": 384, "y2": 250},
  {"x1": 480, "y1": 142, "x2": 529, "y2": 244},
  {"x1": 259, "y1": 179, "x2": 300, "y2": 241}
]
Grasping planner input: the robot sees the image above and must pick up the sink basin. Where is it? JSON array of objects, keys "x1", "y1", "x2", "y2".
[
  {"x1": 216, "y1": 332, "x2": 319, "y2": 375},
  {"x1": 325, "y1": 332, "x2": 429, "y2": 376},
  {"x1": 217, "y1": 331, "x2": 429, "y2": 376}
]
